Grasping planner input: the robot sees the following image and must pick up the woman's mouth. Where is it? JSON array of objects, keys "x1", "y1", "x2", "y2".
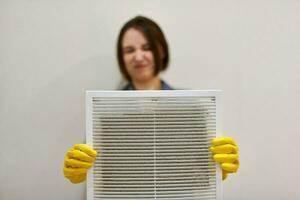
[{"x1": 135, "y1": 64, "x2": 146, "y2": 69}]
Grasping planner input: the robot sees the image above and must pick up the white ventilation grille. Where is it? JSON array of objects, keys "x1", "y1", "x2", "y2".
[{"x1": 86, "y1": 90, "x2": 222, "y2": 200}]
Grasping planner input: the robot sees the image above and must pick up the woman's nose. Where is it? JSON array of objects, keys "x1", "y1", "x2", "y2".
[{"x1": 134, "y1": 50, "x2": 144, "y2": 61}]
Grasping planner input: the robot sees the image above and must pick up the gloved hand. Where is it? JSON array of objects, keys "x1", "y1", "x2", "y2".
[
  {"x1": 210, "y1": 136, "x2": 239, "y2": 180},
  {"x1": 63, "y1": 144, "x2": 97, "y2": 183}
]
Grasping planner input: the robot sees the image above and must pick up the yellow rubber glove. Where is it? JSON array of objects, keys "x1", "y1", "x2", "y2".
[
  {"x1": 210, "y1": 136, "x2": 239, "y2": 180},
  {"x1": 63, "y1": 144, "x2": 97, "y2": 183}
]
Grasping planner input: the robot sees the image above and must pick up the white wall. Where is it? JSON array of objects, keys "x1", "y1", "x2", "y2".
[{"x1": 1, "y1": 0, "x2": 300, "y2": 199}]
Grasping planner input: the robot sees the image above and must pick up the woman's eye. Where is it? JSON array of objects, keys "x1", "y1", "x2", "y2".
[
  {"x1": 143, "y1": 45, "x2": 151, "y2": 51},
  {"x1": 123, "y1": 47, "x2": 135, "y2": 54}
]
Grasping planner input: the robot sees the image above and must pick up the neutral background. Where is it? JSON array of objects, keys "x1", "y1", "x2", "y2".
[{"x1": 1, "y1": 0, "x2": 300, "y2": 199}]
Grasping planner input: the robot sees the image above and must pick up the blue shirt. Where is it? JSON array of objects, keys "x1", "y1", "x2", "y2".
[{"x1": 122, "y1": 80, "x2": 173, "y2": 90}]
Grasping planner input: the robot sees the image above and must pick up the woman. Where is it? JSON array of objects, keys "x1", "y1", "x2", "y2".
[
  {"x1": 63, "y1": 16, "x2": 239, "y2": 183},
  {"x1": 118, "y1": 16, "x2": 172, "y2": 90}
]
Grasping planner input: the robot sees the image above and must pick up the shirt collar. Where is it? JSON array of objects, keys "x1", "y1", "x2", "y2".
[{"x1": 122, "y1": 80, "x2": 173, "y2": 90}]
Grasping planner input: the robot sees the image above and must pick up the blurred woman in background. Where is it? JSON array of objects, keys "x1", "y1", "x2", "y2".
[{"x1": 63, "y1": 16, "x2": 239, "y2": 184}]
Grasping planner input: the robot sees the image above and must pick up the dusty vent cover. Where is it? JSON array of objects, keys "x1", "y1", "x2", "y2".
[{"x1": 86, "y1": 90, "x2": 222, "y2": 200}]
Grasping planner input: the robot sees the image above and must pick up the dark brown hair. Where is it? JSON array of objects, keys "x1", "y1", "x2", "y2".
[{"x1": 117, "y1": 16, "x2": 169, "y2": 81}]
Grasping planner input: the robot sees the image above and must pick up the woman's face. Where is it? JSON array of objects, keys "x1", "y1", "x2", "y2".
[{"x1": 122, "y1": 28, "x2": 156, "y2": 83}]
